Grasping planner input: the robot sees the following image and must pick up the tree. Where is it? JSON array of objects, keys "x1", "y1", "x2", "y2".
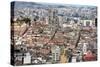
[{"x1": 22, "y1": 17, "x2": 31, "y2": 26}]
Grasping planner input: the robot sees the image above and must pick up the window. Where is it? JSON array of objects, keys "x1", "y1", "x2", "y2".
[{"x1": 86, "y1": 21, "x2": 90, "y2": 26}]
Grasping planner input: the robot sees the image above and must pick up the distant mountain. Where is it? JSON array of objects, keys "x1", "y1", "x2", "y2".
[{"x1": 13, "y1": 1, "x2": 97, "y2": 9}]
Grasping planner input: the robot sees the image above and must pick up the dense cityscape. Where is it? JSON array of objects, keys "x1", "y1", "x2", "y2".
[{"x1": 11, "y1": 1, "x2": 97, "y2": 66}]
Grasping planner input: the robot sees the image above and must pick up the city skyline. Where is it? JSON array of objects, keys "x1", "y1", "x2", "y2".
[{"x1": 11, "y1": 1, "x2": 97, "y2": 66}]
